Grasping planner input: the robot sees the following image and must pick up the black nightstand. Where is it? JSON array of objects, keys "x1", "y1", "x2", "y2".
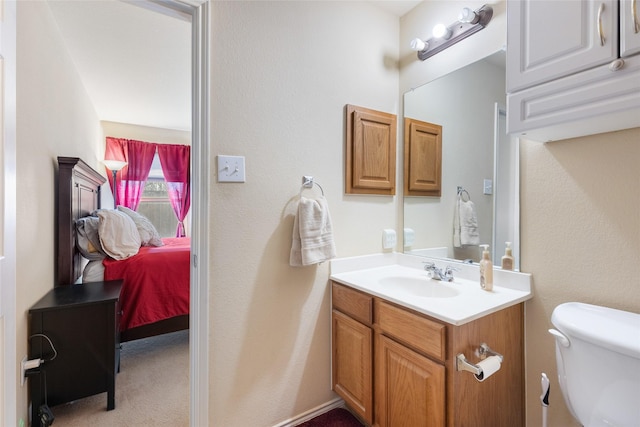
[{"x1": 28, "y1": 280, "x2": 123, "y2": 426}]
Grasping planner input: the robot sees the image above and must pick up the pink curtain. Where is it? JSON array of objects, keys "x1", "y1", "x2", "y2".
[
  {"x1": 157, "y1": 144, "x2": 191, "y2": 237},
  {"x1": 105, "y1": 137, "x2": 156, "y2": 211}
]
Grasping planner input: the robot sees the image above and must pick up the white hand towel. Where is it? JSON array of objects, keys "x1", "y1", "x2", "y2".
[
  {"x1": 290, "y1": 209, "x2": 303, "y2": 267},
  {"x1": 290, "y1": 196, "x2": 336, "y2": 267},
  {"x1": 453, "y1": 197, "x2": 480, "y2": 247}
]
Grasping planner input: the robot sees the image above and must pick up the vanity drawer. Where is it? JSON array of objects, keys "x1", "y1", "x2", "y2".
[
  {"x1": 376, "y1": 300, "x2": 446, "y2": 362},
  {"x1": 332, "y1": 282, "x2": 373, "y2": 325}
]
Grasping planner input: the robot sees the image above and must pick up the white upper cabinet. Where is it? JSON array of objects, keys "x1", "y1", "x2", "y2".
[
  {"x1": 621, "y1": 0, "x2": 640, "y2": 57},
  {"x1": 507, "y1": 0, "x2": 618, "y2": 92},
  {"x1": 507, "y1": 0, "x2": 640, "y2": 142}
]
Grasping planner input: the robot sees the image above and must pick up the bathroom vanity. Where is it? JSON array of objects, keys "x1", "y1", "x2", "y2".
[{"x1": 330, "y1": 254, "x2": 532, "y2": 427}]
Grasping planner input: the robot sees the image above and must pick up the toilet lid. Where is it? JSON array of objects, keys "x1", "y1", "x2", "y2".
[{"x1": 551, "y1": 302, "x2": 640, "y2": 359}]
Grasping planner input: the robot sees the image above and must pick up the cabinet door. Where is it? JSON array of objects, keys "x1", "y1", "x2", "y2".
[
  {"x1": 31, "y1": 304, "x2": 112, "y2": 407},
  {"x1": 506, "y1": 53, "x2": 640, "y2": 141},
  {"x1": 403, "y1": 118, "x2": 442, "y2": 197},
  {"x1": 332, "y1": 309, "x2": 373, "y2": 424},
  {"x1": 376, "y1": 335, "x2": 445, "y2": 427},
  {"x1": 345, "y1": 104, "x2": 397, "y2": 195},
  {"x1": 507, "y1": 0, "x2": 618, "y2": 92},
  {"x1": 621, "y1": 0, "x2": 640, "y2": 57}
]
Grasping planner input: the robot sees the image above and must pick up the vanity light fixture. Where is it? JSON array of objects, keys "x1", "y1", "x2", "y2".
[
  {"x1": 103, "y1": 159, "x2": 127, "y2": 209},
  {"x1": 410, "y1": 4, "x2": 493, "y2": 61}
]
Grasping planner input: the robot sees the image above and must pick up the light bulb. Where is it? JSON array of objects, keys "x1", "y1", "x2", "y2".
[
  {"x1": 432, "y1": 23, "x2": 452, "y2": 39},
  {"x1": 410, "y1": 38, "x2": 427, "y2": 52},
  {"x1": 458, "y1": 7, "x2": 478, "y2": 24}
]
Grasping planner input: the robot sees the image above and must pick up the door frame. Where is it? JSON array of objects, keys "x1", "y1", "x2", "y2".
[
  {"x1": 166, "y1": 1, "x2": 212, "y2": 425},
  {"x1": 1, "y1": 0, "x2": 18, "y2": 425},
  {"x1": 182, "y1": 1, "x2": 211, "y2": 425}
]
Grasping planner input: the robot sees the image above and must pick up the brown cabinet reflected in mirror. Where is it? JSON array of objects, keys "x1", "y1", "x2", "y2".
[{"x1": 403, "y1": 118, "x2": 442, "y2": 197}]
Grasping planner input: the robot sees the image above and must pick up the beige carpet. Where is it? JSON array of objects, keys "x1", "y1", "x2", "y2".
[{"x1": 50, "y1": 330, "x2": 189, "y2": 426}]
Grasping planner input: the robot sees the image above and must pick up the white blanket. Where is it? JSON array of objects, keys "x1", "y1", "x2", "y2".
[{"x1": 290, "y1": 196, "x2": 336, "y2": 267}]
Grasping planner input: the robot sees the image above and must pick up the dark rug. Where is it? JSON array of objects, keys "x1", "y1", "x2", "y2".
[{"x1": 296, "y1": 408, "x2": 364, "y2": 427}]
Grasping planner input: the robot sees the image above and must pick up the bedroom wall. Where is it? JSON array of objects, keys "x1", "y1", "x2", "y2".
[
  {"x1": 100, "y1": 121, "x2": 192, "y2": 228},
  {"x1": 101, "y1": 121, "x2": 190, "y2": 146},
  {"x1": 209, "y1": 2, "x2": 400, "y2": 425},
  {"x1": 15, "y1": 1, "x2": 104, "y2": 422}
]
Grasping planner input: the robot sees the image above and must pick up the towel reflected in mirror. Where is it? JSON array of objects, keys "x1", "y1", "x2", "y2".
[{"x1": 453, "y1": 191, "x2": 480, "y2": 248}]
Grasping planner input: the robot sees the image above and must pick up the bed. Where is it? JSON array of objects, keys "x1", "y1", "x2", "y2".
[{"x1": 56, "y1": 156, "x2": 189, "y2": 342}]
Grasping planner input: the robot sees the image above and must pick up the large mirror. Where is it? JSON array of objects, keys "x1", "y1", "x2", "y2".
[{"x1": 403, "y1": 50, "x2": 520, "y2": 270}]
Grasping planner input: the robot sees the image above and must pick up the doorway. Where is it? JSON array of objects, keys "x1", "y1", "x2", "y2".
[
  {"x1": 41, "y1": 0, "x2": 209, "y2": 424},
  {"x1": 128, "y1": 2, "x2": 211, "y2": 424}
]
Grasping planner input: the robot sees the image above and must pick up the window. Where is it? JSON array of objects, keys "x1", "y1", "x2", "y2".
[{"x1": 137, "y1": 154, "x2": 177, "y2": 237}]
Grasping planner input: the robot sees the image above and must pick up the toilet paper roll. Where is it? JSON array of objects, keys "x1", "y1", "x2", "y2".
[{"x1": 474, "y1": 355, "x2": 501, "y2": 382}]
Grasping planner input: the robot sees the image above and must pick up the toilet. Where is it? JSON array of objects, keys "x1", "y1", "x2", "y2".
[{"x1": 549, "y1": 302, "x2": 640, "y2": 427}]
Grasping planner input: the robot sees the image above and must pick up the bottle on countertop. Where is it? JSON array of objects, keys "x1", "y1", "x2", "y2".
[
  {"x1": 479, "y1": 244, "x2": 493, "y2": 291},
  {"x1": 501, "y1": 242, "x2": 514, "y2": 271}
]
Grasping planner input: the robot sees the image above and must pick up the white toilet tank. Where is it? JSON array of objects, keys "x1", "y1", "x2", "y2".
[{"x1": 549, "y1": 302, "x2": 640, "y2": 427}]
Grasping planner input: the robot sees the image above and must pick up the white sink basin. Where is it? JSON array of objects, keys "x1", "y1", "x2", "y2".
[
  {"x1": 378, "y1": 276, "x2": 459, "y2": 298},
  {"x1": 330, "y1": 259, "x2": 532, "y2": 325}
]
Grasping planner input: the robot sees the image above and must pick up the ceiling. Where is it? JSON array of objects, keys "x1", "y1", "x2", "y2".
[
  {"x1": 371, "y1": 1, "x2": 421, "y2": 17},
  {"x1": 47, "y1": 0, "x2": 420, "y2": 133},
  {"x1": 47, "y1": 0, "x2": 192, "y2": 131}
]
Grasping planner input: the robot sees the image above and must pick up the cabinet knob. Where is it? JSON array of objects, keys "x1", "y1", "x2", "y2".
[{"x1": 609, "y1": 58, "x2": 625, "y2": 71}]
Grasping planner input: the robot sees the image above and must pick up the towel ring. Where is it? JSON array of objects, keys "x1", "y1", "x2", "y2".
[
  {"x1": 301, "y1": 176, "x2": 324, "y2": 196},
  {"x1": 457, "y1": 186, "x2": 470, "y2": 202}
]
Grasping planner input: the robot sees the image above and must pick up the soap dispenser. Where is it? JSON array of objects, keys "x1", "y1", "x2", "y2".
[
  {"x1": 479, "y1": 244, "x2": 493, "y2": 291},
  {"x1": 501, "y1": 242, "x2": 514, "y2": 271}
]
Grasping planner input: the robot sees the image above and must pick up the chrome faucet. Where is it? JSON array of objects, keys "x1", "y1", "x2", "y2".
[{"x1": 423, "y1": 262, "x2": 455, "y2": 282}]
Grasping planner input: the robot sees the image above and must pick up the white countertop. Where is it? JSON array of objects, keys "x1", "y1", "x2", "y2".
[{"x1": 330, "y1": 253, "x2": 532, "y2": 326}]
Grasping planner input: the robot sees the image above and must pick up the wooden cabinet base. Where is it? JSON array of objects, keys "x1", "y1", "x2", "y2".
[
  {"x1": 333, "y1": 309, "x2": 373, "y2": 424},
  {"x1": 331, "y1": 282, "x2": 524, "y2": 427},
  {"x1": 376, "y1": 335, "x2": 445, "y2": 427}
]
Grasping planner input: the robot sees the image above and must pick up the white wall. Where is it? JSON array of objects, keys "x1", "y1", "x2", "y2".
[
  {"x1": 15, "y1": 2, "x2": 103, "y2": 422},
  {"x1": 209, "y1": 2, "x2": 399, "y2": 425},
  {"x1": 521, "y1": 128, "x2": 640, "y2": 426}
]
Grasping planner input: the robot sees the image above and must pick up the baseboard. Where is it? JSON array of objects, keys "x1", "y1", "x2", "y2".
[{"x1": 272, "y1": 397, "x2": 345, "y2": 427}]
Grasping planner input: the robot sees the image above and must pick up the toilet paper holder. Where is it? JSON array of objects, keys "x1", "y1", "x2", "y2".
[{"x1": 456, "y1": 343, "x2": 504, "y2": 376}]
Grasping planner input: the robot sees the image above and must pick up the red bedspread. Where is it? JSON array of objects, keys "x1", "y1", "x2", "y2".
[{"x1": 103, "y1": 237, "x2": 190, "y2": 331}]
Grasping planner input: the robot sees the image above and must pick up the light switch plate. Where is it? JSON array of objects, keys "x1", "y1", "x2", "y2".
[
  {"x1": 483, "y1": 179, "x2": 493, "y2": 195},
  {"x1": 217, "y1": 155, "x2": 246, "y2": 183}
]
